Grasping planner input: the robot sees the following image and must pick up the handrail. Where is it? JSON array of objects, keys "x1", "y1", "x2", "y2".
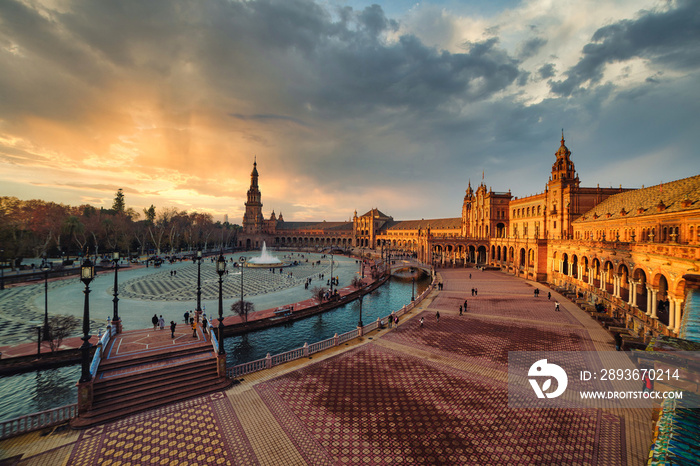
[
  {"x1": 208, "y1": 320, "x2": 219, "y2": 355},
  {"x1": 0, "y1": 403, "x2": 77, "y2": 440},
  {"x1": 89, "y1": 324, "x2": 115, "y2": 378}
]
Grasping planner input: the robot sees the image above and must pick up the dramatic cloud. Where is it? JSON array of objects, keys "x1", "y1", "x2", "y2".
[
  {"x1": 550, "y1": 0, "x2": 700, "y2": 96},
  {"x1": 0, "y1": 0, "x2": 698, "y2": 221}
]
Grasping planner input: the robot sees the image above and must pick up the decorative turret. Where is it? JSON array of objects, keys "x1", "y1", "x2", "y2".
[
  {"x1": 551, "y1": 130, "x2": 576, "y2": 182},
  {"x1": 464, "y1": 180, "x2": 474, "y2": 201}
]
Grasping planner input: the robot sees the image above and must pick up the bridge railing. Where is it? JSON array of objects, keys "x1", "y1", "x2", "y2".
[
  {"x1": 226, "y1": 279, "x2": 435, "y2": 379},
  {"x1": 90, "y1": 323, "x2": 116, "y2": 378},
  {"x1": 0, "y1": 404, "x2": 77, "y2": 440},
  {"x1": 208, "y1": 321, "x2": 219, "y2": 355}
]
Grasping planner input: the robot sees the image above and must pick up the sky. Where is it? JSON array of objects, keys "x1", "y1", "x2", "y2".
[{"x1": 1, "y1": 0, "x2": 699, "y2": 223}]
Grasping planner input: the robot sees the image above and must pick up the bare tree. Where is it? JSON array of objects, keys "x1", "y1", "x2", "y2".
[
  {"x1": 311, "y1": 286, "x2": 328, "y2": 304},
  {"x1": 45, "y1": 315, "x2": 80, "y2": 353},
  {"x1": 230, "y1": 300, "x2": 255, "y2": 323},
  {"x1": 351, "y1": 276, "x2": 363, "y2": 289}
]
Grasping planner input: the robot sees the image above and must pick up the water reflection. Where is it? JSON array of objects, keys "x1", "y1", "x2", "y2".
[{"x1": 0, "y1": 365, "x2": 80, "y2": 422}]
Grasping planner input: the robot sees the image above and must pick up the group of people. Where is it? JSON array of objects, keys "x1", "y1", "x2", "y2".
[
  {"x1": 152, "y1": 313, "x2": 178, "y2": 338},
  {"x1": 459, "y1": 299, "x2": 467, "y2": 315}
]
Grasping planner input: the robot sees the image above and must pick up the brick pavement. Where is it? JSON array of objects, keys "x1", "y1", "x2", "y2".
[{"x1": 0, "y1": 268, "x2": 652, "y2": 465}]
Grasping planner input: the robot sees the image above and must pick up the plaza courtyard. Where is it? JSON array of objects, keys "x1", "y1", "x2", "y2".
[{"x1": 0, "y1": 268, "x2": 651, "y2": 465}]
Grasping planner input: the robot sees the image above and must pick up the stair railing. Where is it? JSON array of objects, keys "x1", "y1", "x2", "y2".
[
  {"x1": 90, "y1": 323, "x2": 116, "y2": 378},
  {"x1": 207, "y1": 319, "x2": 219, "y2": 355}
]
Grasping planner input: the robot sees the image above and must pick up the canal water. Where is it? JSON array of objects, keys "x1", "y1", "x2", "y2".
[
  {"x1": 224, "y1": 275, "x2": 430, "y2": 366},
  {"x1": 0, "y1": 275, "x2": 429, "y2": 422}
]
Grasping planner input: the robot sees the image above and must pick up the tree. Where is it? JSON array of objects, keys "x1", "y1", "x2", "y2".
[
  {"x1": 112, "y1": 189, "x2": 125, "y2": 213},
  {"x1": 143, "y1": 205, "x2": 156, "y2": 223},
  {"x1": 230, "y1": 300, "x2": 254, "y2": 323},
  {"x1": 351, "y1": 276, "x2": 363, "y2": 289},
  {"x1": 311, "y1": 286, "x2": 328, "y2": 304},
  {"x1": 45, "y1": 315, "x2": 80, "y2": 353}
]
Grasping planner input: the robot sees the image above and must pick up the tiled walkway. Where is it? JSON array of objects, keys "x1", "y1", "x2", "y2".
[{"x1": 0, "y1": 269, "x2": 652, "y2": 465}]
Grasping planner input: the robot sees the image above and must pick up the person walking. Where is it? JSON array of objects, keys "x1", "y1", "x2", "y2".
[
  {"x1": 459, "y1": 305, "x2": 463, "y2": 316},
  {"x1": 152, "y1": 314, "x2": 158, "y2": 330},
  {"x1": 548, "y1": 292, "x2": 551, "y2": 300},
  {"x1": 614, "y1": 332, "x2": 622, "y2": 351},
  {"x1": 191, "y1": 318, "x2": 197, "y2": 338},
  {"x1": 158, "y1": 315, "x2": 165, "y2": 330},
  {"x1": 436, "y1": 310, "x2": 440, "y2": 323},
  {"x1": 464, "y1": 300, "x2": 468, "y2": 312},
  {"x1": 184, "y1": 311, "x2": 189, "y2": 323},
  {"x1": 555, "y1": 302, "x2": 560, "y2": 312},
  {"x1": 420, "y1": 317, "x2": 424, "y2": 327},
  {"x1": 170, "y1": 321, "x2": 176, "y2": 339}
]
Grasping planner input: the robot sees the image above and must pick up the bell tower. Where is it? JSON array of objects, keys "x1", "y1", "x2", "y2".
[
  {"x1": 547, "y1": 131, "x2": 580, "y2": 239},
  {"x1": 551, "y1": 130, "x2": 576, "y2": 182},
  {"x1": 243, "y1": 158, "x2": 264, "y2": 234},
  {"x1": 462, "y1": 180, "x2": 474, "y2": 237}
]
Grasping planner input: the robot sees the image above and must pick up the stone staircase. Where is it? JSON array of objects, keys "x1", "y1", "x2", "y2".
[{"x1": 70, "y1": 345, "x2": 231, "y2": 428}]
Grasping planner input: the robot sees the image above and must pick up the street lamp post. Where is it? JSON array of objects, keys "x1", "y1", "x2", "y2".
[
  {"x1": 239, "y1": 257, "x2": 245, "y2": 317},
  {"x1": 196, "y1": 249, "x2": 203, "y2": 320},
  {"x1": 42, "y1": 258, "x2": 50, "y2": 341},
  {"x1": 1, "y1": 248, "x2": 5, "y2": 291},
  {"x1": 36, "y1": 326, "x2": 42, "y2": 358},
  {"x1": 216, "y1": 254, "x2": 227, "y2": 376},
  {"x1": 330, "y1": 252, "x2": 334, "y2": 294},
  {"x1": 79, "y1": 258, "x2": 95, "y2": 384},
  {"x1": 112, "y1": 252, "x2": 121, "y2": 333},
  {"x1": 357, "y1": 293, "x2": 364, "y2": 328},
  {"x1": 412, "y1": 276, "x2": 415, "y2": 301}
]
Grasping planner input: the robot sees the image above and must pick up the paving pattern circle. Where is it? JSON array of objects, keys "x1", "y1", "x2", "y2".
[{"x1": 118, "y1": 259, "x2": 334, "y2": 301}]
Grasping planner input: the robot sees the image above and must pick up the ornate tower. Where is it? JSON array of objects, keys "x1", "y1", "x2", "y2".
[
  {"x1": 243, "y1": 158, "x2": 264, "y2": 234},
  {"x1": 547, "y1": 131, "x2": 580, "y2": 239},
  {"x1": 461, "y1": 180, "x2": 474, "y2": 237}
]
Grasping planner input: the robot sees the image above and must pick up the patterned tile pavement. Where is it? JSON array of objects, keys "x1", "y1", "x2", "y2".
[
  {"x1": 0, "y1": 267, "x2": 650, "y2": 465},
  {"x1": 255, "y1": 344, "x2": 622, "y2": 465}
]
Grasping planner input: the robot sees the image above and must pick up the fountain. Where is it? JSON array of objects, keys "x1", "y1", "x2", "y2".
[{"x1": 247, "y1": 242, "x2": 285, "y2": 267}]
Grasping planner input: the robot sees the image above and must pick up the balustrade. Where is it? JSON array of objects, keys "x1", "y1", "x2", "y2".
[{"x1": 1, "y1": 404, "x2": 77, "y2": 440}]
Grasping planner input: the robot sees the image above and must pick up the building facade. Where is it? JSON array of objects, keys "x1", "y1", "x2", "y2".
[{"x1": 237, "y1": 135, "x2": 700, "y2": 338}]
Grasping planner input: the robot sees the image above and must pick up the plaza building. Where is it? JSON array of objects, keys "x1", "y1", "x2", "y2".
[{"x1": 236, "y1": 134, "x2": 700, "y2": 338}]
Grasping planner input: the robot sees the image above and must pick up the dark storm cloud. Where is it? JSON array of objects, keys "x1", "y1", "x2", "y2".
[
  {"x1": 517, "y1": 37, "x2": 547, "y2": 60},
  {"x1": 550, "y1": 0, "x2": 700, "y2": 96},
  {"x1": 1, "y1": 0, "x2": 521, "y2": 117},
  {"x1": 538, "y1": 63, "x2": 556, "y2": 79}
]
